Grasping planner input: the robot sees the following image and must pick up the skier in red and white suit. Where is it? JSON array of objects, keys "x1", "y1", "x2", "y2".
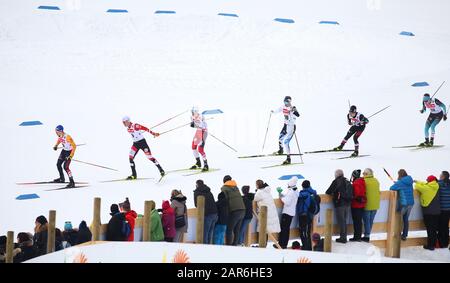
[
  {"x1": 190, "y1": 107, "x2": 209, "y2": 171},
  {"x1": 122, "y1": 116, "x2": 165, "y2": 179}
]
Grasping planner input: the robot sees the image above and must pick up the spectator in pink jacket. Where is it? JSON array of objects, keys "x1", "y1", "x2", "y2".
[{"x1": 161, "y1": 200, "x2": 176, "y2": 242}]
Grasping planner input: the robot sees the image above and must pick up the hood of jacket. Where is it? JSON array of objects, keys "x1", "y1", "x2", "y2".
[
  {"x1": 195, "y1": 183, "x2": 212, "y2": 194},
  {"x1": 125, "y1": 210, "x2": 138, "y2": 219},
  {"x1": 224, "y1": 180, "x2": 238, "y2": 187}
]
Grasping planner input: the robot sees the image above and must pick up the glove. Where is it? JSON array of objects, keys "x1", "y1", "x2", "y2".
[
  {"x1": 276, "y1": 187, "x2": 283, "y2": 194},
  {"x1": 153, "y1": 132, "x2": 160, "y2": 137},
  {"x1": 444, "y1": 115, "x2": 447, "y2": 121},
  {"x1": 66, "y1": 155, "x2": 72, "y2": 161},
  {"x1": 190, "y1": 121, "x2": 195, "y2": 128},
  {"x1": 53, "y1": 146, "x2": 58, "y2": 151},
  {"x1": 420, "y1": 109, "x2": 425, "y2": 114},
  {"x1": 292, "y1": 106, "x2": 297, "y2": 112}
]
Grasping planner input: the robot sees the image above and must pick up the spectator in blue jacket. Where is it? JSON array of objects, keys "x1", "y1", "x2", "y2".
[
  {"x1": 438, "y1": 171, "x2": 450, "y2": 248},
  {"x1": 389, "y1": 169, "x2": 414, "y2": 240}
]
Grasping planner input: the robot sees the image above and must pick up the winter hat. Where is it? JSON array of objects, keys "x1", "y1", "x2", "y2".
[
  {"x1": 349, "y1": 105, "x2": 357, "y2": 113},
  {"x1": 110, "y1": 204, "x2": 120, "y2": 216},
  {"x1": 119, "y1": 197, "x2": 131, "y2": 211},
  {"x1": 241, "y1": 185, "x2": 250, "y2": 195},
  {"x1": 291, "y1": 241, "x2": 301, "y2": 250},
  {"x1": 64, "y1": 221, "x2": 73, "y2": 231},
  {"x1": 301, "y1": 180, "x2": 311, "y2": 189},
  {"x1": 0, "y1": 236, "x2": 6, "y2": 245},
  {"x1": 162, "y1": 200, "x2": 171, "y2": 210},
  {"x1": 17, "y1": 232, "x2": 31, "y2": 244},
  {"x1": 312, "y1": 233, "x2": 321, "y2": 242},
  {"x1": 122, "y1": 116, "x2": 130, "y2": 122},
  {"x1": 288, "y1": 176, "x2": 298, "y2": 188},
  {"x1": 223, "y1": 175, "x2": 232, "y2": 183},
  {"x1": 36, "y1": 215, "x2": 48, "y2": 225},
  {"x1": 426, "y1": 175, "x2": 437, "y2": 183},
  {"x1": 352, "y1": 169, "x2": 361, "y2": 179},
  {"x1": 423, "y1": 93, "x2": 431, "y2": 101}
]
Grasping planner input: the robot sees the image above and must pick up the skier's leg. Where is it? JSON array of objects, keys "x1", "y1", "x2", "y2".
[
  {"x1": 277, "y1": 125, "x2": 287, "y2": 154},
  {"x1": 191, "y1": 140, "x2": 201, "y2": 169},
  {"x1": 335, "y1": 126, "x2": 355, "y2": 150},
  {"x1": 128, "y1": 145, "x2": 138, "y2": 178},
  {"x1": 282, "y1": 125, "x2": 294, "y2": 164},
  {"x1": 199, "y1": 131, "x2": 208, "y2": 171},
  {"x1": 55, "y1": 152, "x2": 65, "y2": 182},
  {"x1": 63, "y1": 155, "x2": 75, "y2": 187},
  {"x1": 143, "y1": 146, "x2": 165, "y2": 175},
  {"x1": 429, "y1": 117, "x2": 442, "y2": 145},
  {"x1": 352, "y1": 127, "x2": 364, "y2": 155}
]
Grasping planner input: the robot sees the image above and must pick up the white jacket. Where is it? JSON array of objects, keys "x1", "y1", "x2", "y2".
[
  {"x1": 254, "y1": 185, "x2": 281, "y2": 233},
  {"x1": 280, "y1": 188, "x2": 299, "y2": 217}
]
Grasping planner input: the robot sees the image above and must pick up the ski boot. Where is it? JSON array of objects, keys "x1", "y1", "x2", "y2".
[
  {"x1": 276, "y1": 144, "x2": 284, "y2": 155},
  {"x1": 190, "y1": 157, "x2": 202, "y2": 169},
  {"x1": 53, "y1": 177, "x2": 65, "y2": 183},
  {"x1": 429, "y1": 138, "x2": 434, "y2": 147},
  {"x1": 350, "y1": 150, "x2": 359, "y2": 157},
  {"x1": 157, "y1": 165, "x2": 165, "y2": 177},
  {"x1": 202, "y1": 160, "x2": 209, "y2": 172},
  {"x1": 282, "y1": 156, "x2": 291, "y2": 165},
  {"x1": 126, "y1": 175, "x2": 137, "y2": 180},
  {"x1": 418, "y1": 138, "x2": 430, "y2": 147},
  {"x1": 66, "y1": 177, "x2": 75, "y2": 188},
  {"x1": 333, "y1": 144, "x2": 344, "y2": 151}
]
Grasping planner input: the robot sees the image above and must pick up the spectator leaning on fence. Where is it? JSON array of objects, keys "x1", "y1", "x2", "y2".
[
  {"x1": 389, "y1": 169, "x2": 415, "y2": 241},
  {"x1": 238, "y1": 185, "x2": 255, "y2": 246},
  {"x1": 437, "y1": 171, "x2": 450, "y2": 248},
  {"x1": 214, "y1": 191, "x2": 229, "y2": 245},
  {"x1": 119, "y1": 197, "x2": 137, "y2": 242},
  {"x1": 277, "y1": 176, "x2": 299, "y2": 249},
  {"x1": 326, "y1": 169, "x2": 352, "y2": 244},
  {"x1": 194, "y1": 179, "x2": 218, "y2": 244},
  {"x1": 161, "y1": 200, "x2": 176, "y2": 242},
  {"x1": 221, "y1": 175, "x2": 246, "y2": 246},
  {"x1": 254, "y1": 179, "x2": 281, "y2": 236},
  {"x1": 170, "y1": 189, "x2": 188, "y2": 243},
  {"x1": 63, "y1": 221, "x2": 78, "y2": 246},
  {"x1": 33, "y1": 215, "x2": 49, "y2": 256},
  {"x1": 296, "y1": 180, "x2": 318, "y2": 250},
  {"x1": 350, "y1": 169, "x2": 366, "y2": 242},
  {"x1": 106, "y1": 204, "x2": 127, "y2": 241},
  {"x1": 76, "y1": 221, "x2": 92, "y2": 245},
  {"x1": 13, "y1": 232, "x2": 36, "y2": 263},
  {"x1": 362, "y1": 168, "x2": 380, "y2": 242},
  {"x1": 414, "y1": 175, "x2": 441, "y2": 250},
  {"x1": 150, "y1": 205, "x2": 164, "y2": 241}
]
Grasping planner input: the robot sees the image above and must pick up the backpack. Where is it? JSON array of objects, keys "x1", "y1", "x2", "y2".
[
  {"x1": 121, "y1": 220, "x2": 131, "y2": 238},
  {"x1": 341, "y1": 180, "x2": 354, "y2": 202},
  {"x1": 308, "y1": 193, "x2": 321, "y2": 215}
]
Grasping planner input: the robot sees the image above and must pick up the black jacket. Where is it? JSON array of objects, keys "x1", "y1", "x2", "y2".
[
  {"x1": 423, "y1": 191, "x2": 441, "y2": 215},
  {"x1": 33, "y1": 230, "x2": 48, "y2": 257},
  {"x1": 326, "y1": 176, "x2": 352, "y2": 207},
  {"x1": 194, "y1": 184, "x2": 218, "y2": 216},
  {"x1": 14, "y1": 243, "x2": 36, "y2": 263},
  {"x1": 106, "y1": 212, "x2": 127, "y2": 241},
  {"x1": 216, "y1": 192, "x2": 229, "y2": 225},
  {"x1": 63, "y1": 230, "x2": 78, "y2": 246},
  {"x1": 242, "y1": 193, "x2": 255, "y2": 220},
  {"x1": 76, "y1": 223, "x2": 92, "y2": 245},
  {"x1": 313, "y1": 239, "x2": 324, "y2": 252}
]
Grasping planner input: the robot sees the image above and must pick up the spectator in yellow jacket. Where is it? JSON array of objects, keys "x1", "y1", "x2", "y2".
[{"x1": 362, "y1": 168, "x2": 380, "y2": 242}]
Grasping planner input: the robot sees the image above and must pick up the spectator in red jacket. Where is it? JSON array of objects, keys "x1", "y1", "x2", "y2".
[
  {"x1": 350, "y1": 169, "x2": 367, "y2": 242},
  {"x1": 161, "y1": 200, "x2": 176, "y2": 242},
  {"x1": 119, "y1": 198, "x2": 137, "y2": 242}
]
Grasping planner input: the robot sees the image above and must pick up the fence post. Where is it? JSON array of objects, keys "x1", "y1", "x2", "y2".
[
  {"x1": 143, "y1": 200, "x2": 154, "y2": 241},
  {"x1": 47, "y1": 210, "x2": 56, "y2": 254},
  {"x1": 258, "y1": 205, "x2": 268, "y2": 248},
  {"x1": 386, "y1": 191, "x2": 401, "y2": 258},
  {"x1": 92, "y1": 197, "x2": 101, "y2": 241},
  {"x1": 196, "y1": 195, "x2": 205, "y2": 244},
  {"x1": 5, "y1": 231, "x2": 14, "y2": 263},
  {"x1": 324, "y1": 209, "x2": 333, "y2": 252}
]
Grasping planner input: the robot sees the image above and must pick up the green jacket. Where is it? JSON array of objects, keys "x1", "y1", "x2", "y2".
[
  {"x1": 415, "y1": 181, "x2": 439, "y2": 208},
  {"x1": 221, "y1": 180, "x2": 245, "y2": 212},
  {"x1": 364, "y1": 175, "x2": 380, "y2": 211},
  {"x1": 150, "y1": 209, "x2": 164, "y2": 241}
]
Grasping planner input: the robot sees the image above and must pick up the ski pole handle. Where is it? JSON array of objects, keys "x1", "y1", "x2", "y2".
[{"x1": 383, "y1": 167, "x2": 395, "y2": 183}]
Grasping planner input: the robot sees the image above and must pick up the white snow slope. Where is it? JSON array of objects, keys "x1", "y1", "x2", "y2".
[{"x1": 1, "y1": 0, "x2": 450, "y2": 247}]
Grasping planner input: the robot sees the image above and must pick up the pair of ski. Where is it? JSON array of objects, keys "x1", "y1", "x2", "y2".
[
  {"x1": 304, "y1": 149, "x2": 370, "y2": 160},
  {"x1": 16, "y1": 181, "x2": 90, "y2": 191},
  {"x1": 392, "y1": 145, "x2": 445, "y2": 150}
]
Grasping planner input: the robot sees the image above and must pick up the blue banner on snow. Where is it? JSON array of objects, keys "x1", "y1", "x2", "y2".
[
  {"x1": 38, "y1": 6, "x2": 60, "y2": 10},
  {"x1": 274, "y1": 18, "x2": 295, "y2": 24},
  {"x1": 218, "y1": 13, "x2": 239, "y2": 18},
  {"x1": 278, "y1": 174, "x2": 304, "y2": 180},
  {"x1": 19, "y1": 121, "x2": 43, "y2": 126},
  {"x1": 400, "y1": 31, "x2": 415, "y2": 36},
  {"x1": 107, "y1": 9, "x2": 128, "y2": 13},
  {"x1": 155, "y1": 10, "x2": 176, "y2": 14},
  {"x1": 319, "y1": 21, "x2": 339, "y2": 25},
  {"x1": 202, "y1": 109, "x2": 223, "y2": 115},
  {"x1": 16, "y1": 194, "x2": 40, "y2": 200},
  {"x1": 412, "y1": 82, "x2": 429, "y2": 87}
]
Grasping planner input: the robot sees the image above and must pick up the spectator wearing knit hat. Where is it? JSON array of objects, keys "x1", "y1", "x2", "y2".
[
  {"x1": 119, "y1": 197, "x2": 137, "y2": 242},
  {"x1": 106, "y1": 204, "x2": 127, "y2": 241},
  {"x1": 277, "y1": 176, "x2": 299, "y2": 249},
  {"x1": 312, "y1": 233, "x2": 324, "y2": 252},
  {"x1": 414, "y1": 175, "x2": 441, "y2": 250},
  {"x1": 296, "y1": 180, "x2": 318, "y2": 250}
]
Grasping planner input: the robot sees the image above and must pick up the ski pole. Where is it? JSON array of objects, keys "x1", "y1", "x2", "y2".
[
  {"x1": 348, "y1": 99, "x2": 351, "y2": 109},
  {"x1": 382, "y1": 167, "x2": 395, "y2": 183},
  {"x1": 262, "y1": 112, "x2": 272, "y2": 152},
  {"x1": 150, "y1": 110, "x2": 188, "y2": 129},
  {"x1": 159, "y1": 118, "x2": 214, "y2": 136},
  {"x1": 209, "y1": 132, "x2": 238, "y2": 152},
  {"x1": 430, "y1": 81, "x2": 446, "y2": 99},
  {"x1": 57, "y1": 143, "x2": 86, "y2": 149},
  {"x1": 367, "y1": 105, "x2": 391, "y2": 119},
  {"x1": 72, "y1": 159, "x2": 119, "y2": 172},
  {"x1": 294, "y1": 133, "x2": 304, "y2": 164}
]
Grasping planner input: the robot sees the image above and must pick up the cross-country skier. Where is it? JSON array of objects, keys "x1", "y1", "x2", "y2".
[
  {"x1": 122, "y1": 116, "x2": 165, "y2": 179},
  {"x1": 333, "y1": 105, "x2": 369, "y2": 157},
  {"x1": 190, "y1": 107, "x2": 209, "y2": 171},
  {"x1": 419, "y1": 93, "x2": 447, "y2": 147},
  {"x1": 52, "y1": 125, "x2": 76, "y2": 188},
  {"x1": 271, "y1": 96, "x2": 299, "y2": 165}
]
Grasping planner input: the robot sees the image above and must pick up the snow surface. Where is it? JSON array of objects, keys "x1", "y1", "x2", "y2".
[{"x1": 1, "y1": 0, "x2": 450, "y2": 261}]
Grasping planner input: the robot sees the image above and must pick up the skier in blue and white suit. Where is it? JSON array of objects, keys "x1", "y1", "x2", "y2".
[{"x1": 419, "y1": 93, "x2": 447, "y2": 147}]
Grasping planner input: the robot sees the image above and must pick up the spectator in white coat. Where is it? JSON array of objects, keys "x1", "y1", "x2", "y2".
[
  {"x1": 254, "y1": 179, "x2": 281, "y2": 240},
  {"x1": 276, "y1": 176, "x2": 299, "y2": 249}
]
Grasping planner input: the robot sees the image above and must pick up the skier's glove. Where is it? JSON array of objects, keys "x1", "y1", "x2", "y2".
[
  {"x1": 276, "y1": 187, "x2": 283, "y2": 194},
  {"x1": 153, "y1": 132, "x2": 160, "y2": 137},
  {"x1": 66, "y1": 155, "x2": 72, "y2": 161},
  {"x1": 53, "y1": 146, "x2": 58, "y2": 151},
  {"x1": 444, "y1": 115, "x2": 447, "y2": 121},
  {"x1": 420, "y1": 109, "x2": 425, "y2": 114},
  {"x1": 190, "y1": 122, "x2": 195, "y2": 128}
]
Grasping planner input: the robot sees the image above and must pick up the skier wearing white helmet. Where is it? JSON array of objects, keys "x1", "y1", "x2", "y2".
[
  {"x1": 122, "y1": 116, "x2": 165, "y2": 179},
  {"x1": 190, "y1": 106, "x2": 209, "y2": 171}
]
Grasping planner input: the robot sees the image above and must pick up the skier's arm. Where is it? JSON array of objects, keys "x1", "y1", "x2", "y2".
[
  {"x1": 360, "y1": 114, "x2": 369, "y2": 124},
  {"x1": 420, "y1": 102, "x2": 426, "y2": 113},
  {"x1": 271, "y1": 107, "x2": 283, "y2": 114},
  {"x1": 347, "y1": 114, "x2": 352, "y2": 125},
  {"x1": 67, "y1": 135, "x2": 76, "y2": 159},
  {"x1": 292, "y1": 106, "x2": 300, "y2": 117},
  {"x1": 53, "y1": 139, "x2": 61, "y2": 150},
  {"x1": 435, "y1": 99, "x2": 447, "y2": 118},
  {"x1": 135, "y1": 123, "x2": 159, "y2": 137}
]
